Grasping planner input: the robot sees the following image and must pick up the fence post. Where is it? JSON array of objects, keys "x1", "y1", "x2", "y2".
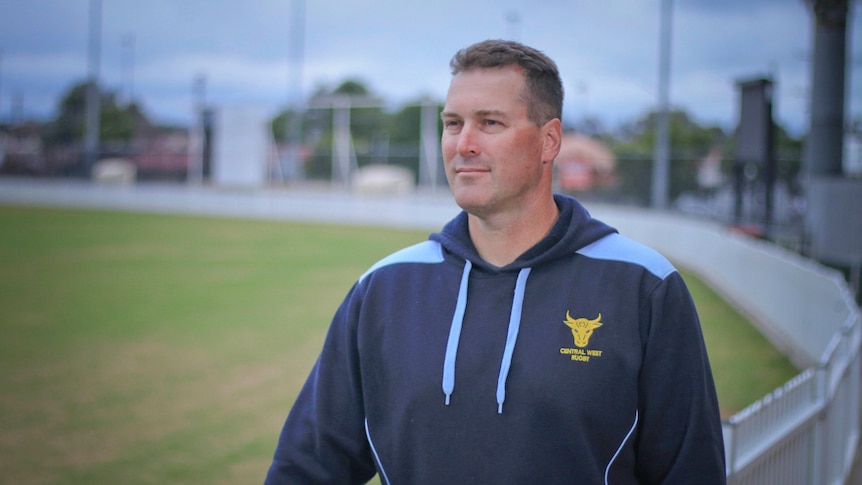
[
  {"x1": 810, "y1": 362, "x2": 829, "y2": 484},
  {"x1": 723, "y1": 421, "x2": 736, "y2": 481}
]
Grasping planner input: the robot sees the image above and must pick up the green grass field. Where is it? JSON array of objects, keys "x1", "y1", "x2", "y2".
[{"x1": 0, "y1": 205, "x2": 798, "y2": 484}]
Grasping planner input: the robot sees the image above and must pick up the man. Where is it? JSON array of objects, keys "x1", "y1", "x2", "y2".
[{"x1": 265, "y1": 39, "x2": 726, "y2": 484}]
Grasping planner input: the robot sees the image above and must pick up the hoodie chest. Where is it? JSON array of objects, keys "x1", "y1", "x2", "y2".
[{"x1": 359, "y1": 266, "x2": 641, "y2": 418}]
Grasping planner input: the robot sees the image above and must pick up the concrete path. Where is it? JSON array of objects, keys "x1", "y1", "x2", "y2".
[{"x1": 0, "y1": 177, "x2": 462, "y2": 230}]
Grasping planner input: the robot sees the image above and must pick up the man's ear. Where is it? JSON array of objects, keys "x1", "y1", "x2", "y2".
[{"x1": 541, "y1": 118, "x2": 563, "y2": 162}]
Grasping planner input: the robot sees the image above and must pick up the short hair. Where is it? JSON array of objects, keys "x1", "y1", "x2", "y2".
[{"x1": 449, "y1": 39, "x2": 564, "y2": 126}]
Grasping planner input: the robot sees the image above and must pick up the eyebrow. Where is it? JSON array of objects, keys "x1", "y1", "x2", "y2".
[{"x1": 440, "y1": 109, "x2": 507, "y2": 120}]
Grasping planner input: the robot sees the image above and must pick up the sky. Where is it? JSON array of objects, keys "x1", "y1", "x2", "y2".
[{"x1": 0, "y1": 0, "x2": 860, "y2": 137}]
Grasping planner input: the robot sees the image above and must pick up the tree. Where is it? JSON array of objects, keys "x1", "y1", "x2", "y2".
[
  {"x1": 387, "y1": 101, "x2": 433, "y2": 145},
  {"x1": 271, "y1": 108, "x2": 304, "y2": 143},
  {"x1": 614, "y1": 110, "x2": 725, "y2": 156},
  {"x1": 605, "y1": 108, "x2": 804, "y2": 206},
  {"x1": 45, "y1": 80, "x2": 145, "y2": 147},
  {"x1": 606, "y1": 109, "x2": 728, "y2": 204},
  {"x1": 275, "y1": 79, "x2": 389, "y2": 180}
]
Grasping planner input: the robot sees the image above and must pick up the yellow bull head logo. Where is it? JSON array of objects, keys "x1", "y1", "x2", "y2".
[{"x1": 564, "y1": 312, "x2": 602, "y2": 348}]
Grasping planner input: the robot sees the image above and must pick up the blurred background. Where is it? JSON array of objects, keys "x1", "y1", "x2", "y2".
[{"x1": 0, "y1": 0, "x2": 860, "y2": 294}]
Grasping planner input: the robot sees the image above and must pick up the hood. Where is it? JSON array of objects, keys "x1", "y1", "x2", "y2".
[
  {"x1": 427, "y1": 195, "x2": 617, "y2": 414},
  {"x1": 429, "y1": 194, "x2": 617, "y2": 272}
]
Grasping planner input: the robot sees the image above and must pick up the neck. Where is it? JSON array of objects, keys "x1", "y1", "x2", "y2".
[{"x1": 468, "y1": 195, "x2": 559, "y2": 267}]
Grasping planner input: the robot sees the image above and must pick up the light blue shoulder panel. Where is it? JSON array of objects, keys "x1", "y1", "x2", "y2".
[
  {"x1": 359, "y1": 240, "x2": 444, "y2": 283},
  {"x1": 576, "y1": 233, "x2": 676, "y2": 280}
]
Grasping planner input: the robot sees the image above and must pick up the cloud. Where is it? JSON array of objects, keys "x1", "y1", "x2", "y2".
[{"x1": 0, "y1": 0, "x2": 858, "y2": 137}]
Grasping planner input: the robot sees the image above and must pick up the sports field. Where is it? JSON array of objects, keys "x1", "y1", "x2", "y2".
[{"x1": 0, "y1": 205, "x2": 798, "y2": 484}]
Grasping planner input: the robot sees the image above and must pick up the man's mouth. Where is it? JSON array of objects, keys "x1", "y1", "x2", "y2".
[{"x1": 455, "y1": 166, "x2": 489, "y2": 174}]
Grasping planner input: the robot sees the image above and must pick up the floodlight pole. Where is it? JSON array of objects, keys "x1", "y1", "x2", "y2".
[
  {"x1": 189, "y1": 74, "x2": 207, "y2": 185},
  {"x1": 805, "y1": 0, "x2": 848, "y2": 176},
  {"x1": 331, "y1": 96, "x2": 356, "y2": 187},
  {"x1": 651, "y1": 0, "x2": 673, "y2": 209},
  {"x1": 122, "y1": 34, "x2": 135, "y2": 104},
  {"x1": 505, "y1": 11, "x2": 521, "y2": 41},
  {"x1": 84, "y1": 0, "x2": 102, "y2": 175},
  {"x1": 419, "y1": 97, "x2": 440, "y2": 190},
  {"x1": 0, "y1": 49, "x2": 4, "y2": 124},
  {"x1": 283, "y1": 0, "x2": 306, "y2": 182}
]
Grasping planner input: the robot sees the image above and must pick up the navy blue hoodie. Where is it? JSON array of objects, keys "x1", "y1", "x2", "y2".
[{"x1": 265, "y1": 195, "x2": 726, "y2": 484}]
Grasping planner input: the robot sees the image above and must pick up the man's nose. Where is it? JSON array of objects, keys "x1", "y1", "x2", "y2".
[{"x1": 456, "y1": 124, "x2": 480, "y2": 158}]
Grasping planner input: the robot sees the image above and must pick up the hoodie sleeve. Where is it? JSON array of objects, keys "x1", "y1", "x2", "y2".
[
  {"x1": 264, "y1": 283, "x2": 377, "y2": 485},
  {"x1": 635, "y1": 272, "x2": 727, "y2": 484}
]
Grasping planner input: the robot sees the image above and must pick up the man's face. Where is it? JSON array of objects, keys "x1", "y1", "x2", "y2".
[{"x1": 440, "y1": 66, "x2": 552, "y2": 218}]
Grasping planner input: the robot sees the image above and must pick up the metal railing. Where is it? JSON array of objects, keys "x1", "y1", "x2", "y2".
[{"x1": 723, "y1": 316, "x2": 860, "y2": 483}]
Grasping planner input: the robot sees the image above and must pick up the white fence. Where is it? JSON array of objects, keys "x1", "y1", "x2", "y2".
[
  {"x1": 0, "y1": 179, "x2": 860, "y2": 483},
  {"x1": 594, "y1": 206, "x2": 862, "y2": 484},
  {"x1": 722, "y1": 320, "x2": 860, "y2": 483}
]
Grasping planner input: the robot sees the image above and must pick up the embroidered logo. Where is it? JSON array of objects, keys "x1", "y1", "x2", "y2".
[
  {"x1": 564, "y1": 311, "x2": 602, "y2": 347},
  {"x1": 560, "y1": 312, "x2": 604, "y2": 362}
]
